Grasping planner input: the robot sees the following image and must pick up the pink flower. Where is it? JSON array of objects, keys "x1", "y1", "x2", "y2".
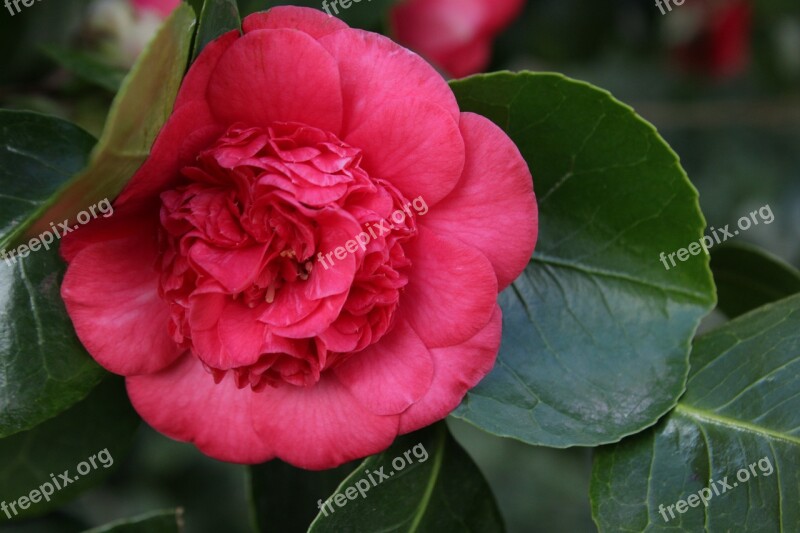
[
  {"x1": 391, "y1": 0, "x2": 525, "y2": 78},
  {"x1": 131, "y1": 0, "x2": 180, "y2": 18},
  {"x1": 61, "y1": 7, "x2": 537, "y2": 469}
]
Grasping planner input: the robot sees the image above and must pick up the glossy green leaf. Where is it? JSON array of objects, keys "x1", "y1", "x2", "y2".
[
  {"x1": 0, "y1": 378, "x2": 140, "y2": 520},
  {"x1": 193, "y1": 0, "x2": 241, "y2": 61},
  {"x1": 712, "y1": 242, "x2": 800, "y2": 318},
  {"x1": 450, "y1": 72, "x2": 716, "y2": 447},
  {"x1": 591, "y1": 293, "x2": 800, "y2": 532},
  {"x1": 186, "y1": 0, "x2": 205, "y2": 16},
  {"x1": 24, "y1": 4, "x2": 197, "y2": 240},
  {"x1": 308, "y1": 423, "x2": 504, "y2": 533},
  {"x1": 0, "y1": 111, "x2": 106, "y2": 437},
  {"x1": 249, "y1": 460, "x2": 355, "y2": 533},
  {"x1": 0, "y1": 111, "x2": 97, "y2": 251},
  {"x1": 0, "y1": 247, "x2": 106, "y2": 438},
  {"x1": 83, "y1": 510, "x2": 183, "y2": 533}
]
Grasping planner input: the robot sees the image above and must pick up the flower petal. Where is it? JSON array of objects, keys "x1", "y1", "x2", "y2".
[
  {"x1": 60, "y1": 202, "x2": 155, "y2": 263},
  {"x1": 401, "y1": 226, "x2": 497, "y2": 348},
  {"x1": 334, "y1": 319, "x2": 433, "y2": 415},
  {"x1": 345, "y1": 98, "x2": 464, "y2": 206},
  {"x1": 318, "y1": 28, "x2": 459, "y2": 134},
  {"x1": 187, "y1": 241, "x2": 267, "y2": 294},
  {"x1": 115, "y1": 101, "x2": 223, "y2": 206},
  {"x1": 242, "y1": 6, "x2": 347, "y2": 38},
  {"x1": 251, "y1": 376, "x2": 399, "y2": 470},
  {"x1": 127, "y1": 354, "x2": 273, "y2": 464},
  {"x1": 61, "y1": 212, "x2": 183, "y2": 376},
  {"x1": 191, "y1": 300, "x2": 267, "y2": 369},
  {"x1": 423, "y1": 112, "x2": 537, "y2": 290},
  {"x1": 399, "y1": 305, "x2": 501, "y2": 433},
  {"x1": 174, "y1": 30, "x2": 239, "y2": 110},
  {"x1": 207, "y1": 28, "x2": 343, "y2": 134}
]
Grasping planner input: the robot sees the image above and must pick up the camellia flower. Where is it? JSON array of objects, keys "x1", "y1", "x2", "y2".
[
  {"x1": 391, "y1": 0, "x2": 525, "y2": 78},
  {"x1": 61, "y1": 7, "x2": 538, "y2": 469}
]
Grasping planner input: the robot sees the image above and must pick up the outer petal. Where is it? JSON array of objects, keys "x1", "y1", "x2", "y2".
[
  {"x1": 423, "y1": 112, "x2": 537, "y2": 290},
  {"x1": 127, "y1": 354, "x2": 273, "y2": 464},
  {"x1": 399, "y1": 305, "x2": 502, "y2": 434},
  {"x1": 251, "y1": 376, "x2": 399, "y2": 470},
  {"x1": 318, "y1": 28, "x2": 459, "y2": 134},
  {"x1": 401, "y1": 226, "x2": 497, "y2": 348},
  {"x1": 174, "y1": 30, "x2": 239, "y2": 110},
  {"x1": 207, "y1": 29, "x2": 343, "y2": 134},
  {"x1": 334, "y1": 319, "x2": 434, "y2": 416},
  {"x1": 345, "y1": 98, "x2": 464, "y2": 206},
  {"x1": 60, "y1": 202, "x2": 157, "y2": 263},
  {"x1": 242, "y1": 6, "x2": 347, "y2": 38},
  {"x1": 61, "y1": 212, "x2": 183, "y2": 376}
]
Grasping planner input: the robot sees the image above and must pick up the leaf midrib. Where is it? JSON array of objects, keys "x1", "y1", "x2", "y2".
[
  {"x1": 407, "y1": 427, "x2": 446, "y2": 533},
  {"x1": 675, "y1": 403, "x2": 800, "y2": 446},
  {"x1": 533, "y1": 253, "x2": 712, "y2": 303}
]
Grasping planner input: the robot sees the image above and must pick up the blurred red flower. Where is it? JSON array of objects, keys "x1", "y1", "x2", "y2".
[
  {"x1": 670, "y1": 0, "x2": 752, "y2": 79},
  {"x1": 391, "y1": 0, "x2": 525, "y2": 78}
]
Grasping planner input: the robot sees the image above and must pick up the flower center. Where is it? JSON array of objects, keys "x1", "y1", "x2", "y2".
[{"x1": 156, "y1": 122, "x2": 419, "y2": 389}]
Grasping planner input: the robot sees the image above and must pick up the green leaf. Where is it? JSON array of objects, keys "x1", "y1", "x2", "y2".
[
  {"x1": 24, "y1": 4, "x2": 197, "y2": 241},
  {"x1": 0, "y1": 113, "x2": 106, "y2": 437},
  {"x1": 711, "y1": 242, "x2": 800, "y2": 318},
  {"x1": 83, "y1": 510, "x2": 183, "y2": 533},
  {"x1": 0, "y1": 377, "x2": 140, "y2": 520},
  {"x1": 0, "y1": 247, "x2": 106, "y2": 438},
  {"x1": 0, "y1": 111, "x2": 97, "y2": 252},
  {"x1": 42, "y1": 46, "x2": 127, "y2": 92},
  {"x1": 193, "y1": 0, "x2": 241, "y2": 61},
  {"x1": 449, "y1": 72, "x2": 716, "y2": 447},
  {"x1": 186, "y1": 0, "x2": 206, "y2": 16},
  {"x1": 249, "y1": 460, "x2": 355, "y2": 533},
  {"x1": 308, "y1": 423, "x2": 504, "y2": 533},
  {"x1": 591, "y1": 293, "x2": 800, "y2": 532}
]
